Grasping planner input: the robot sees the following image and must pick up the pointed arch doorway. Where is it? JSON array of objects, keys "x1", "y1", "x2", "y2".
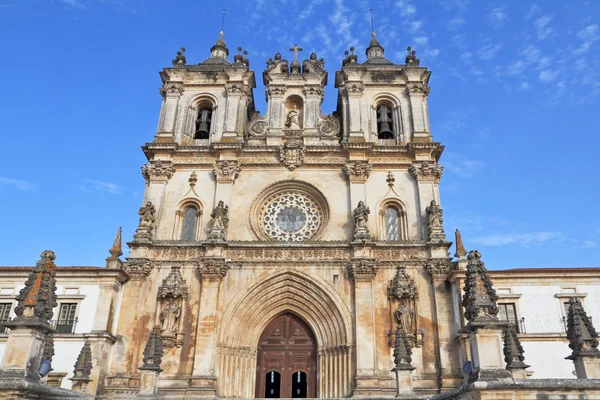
[{"x1": 256, "y1": 313, "x2": 317, "y2": 398}]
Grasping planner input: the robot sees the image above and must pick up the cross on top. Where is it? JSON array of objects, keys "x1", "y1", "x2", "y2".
[{"x1": 290, "y1": 44, "x2": 303, "y2": 62}]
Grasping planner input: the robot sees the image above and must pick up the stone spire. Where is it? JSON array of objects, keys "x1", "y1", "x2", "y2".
[
  {"x1": 108, "y1": 227, "x2": 123, "y2": 260},
  {"x1": 462, "y1": 250, "x2": 499, "y2": 323},
  {"x1": 70, "y1": 340, "x2": 93, "y2": 392},
  {"x1": 392, "y1": 326, "x2": 415, "y2": 371},
  {"x1": 140, "y1": 326, "x2": 163, "y2": 371},
  {"x1": 566, "y1": 298, "x2": 599, "y2": 358},
  {"x1": 454, "y1": 229, "x2": 467, "y2": 258},
  {"x1": 503, "y1": 325, "x2": 529, "y2": 378},
  {"x1": 13, "y1": 250, "x2": 58, "y2": 324}
]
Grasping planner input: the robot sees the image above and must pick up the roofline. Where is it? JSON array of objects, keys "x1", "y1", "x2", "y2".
[{"x1": 0, "y1": 266, "x2": 130, "y2": 283}]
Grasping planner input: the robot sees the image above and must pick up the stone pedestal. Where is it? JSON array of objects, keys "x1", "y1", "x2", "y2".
[
  {"x1": 0, "y1": 321, "x2": 52, "y2": 381},
  {"x1": 137, "y1": 370, "x2": 159, "y2": 399},
  {"x1": 394, "y1": 368, "x2": 415, "y2": 398},
  {"x1": 70, "y1": 378, "x2": 91, "y2": 393},
  {"x1": 572, "y1": 355, "x2": 600, "y2": 379},
  {"x1": 467, "y1": 323, "x2": 512, "y2": 381}
]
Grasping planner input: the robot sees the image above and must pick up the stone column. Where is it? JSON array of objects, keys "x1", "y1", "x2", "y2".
[
  {"x1": 409, "y1": 162, "x2": 443, "y2": 242},
  {"x1": 92, "y1": 282, "x2": 121, "y2": 333},
  {"x1": 565, "y1": 297, "x2": 600, "y2": 379},
  {"x1": 407, "y1": 83, "x2": 430, "y2": 142},
  {"x1": 266, "y1": 86, "x2": 285, "y2": 145},
  {"x1": 345, "y1": 83, "x2": 365, "y2": 142},
  {"x1": 303, "y1": 86, "x2": 323, "y2": 130},
  {"x1": 344, "y1": 161, "x2": 372, "y2": 216},
  {"x1": 347, "y1": 255, "x2": 379, "y2": 393},
  {"x1": 190, "y1": 257, "x2": 230, "y2": 394},
  {"x1": 222, "y1": 83, "x2": 245, "y2": 140},
  {"x1": 212, "y1": 159, "x2": 241, "y2": 209},
  {"x1": 156, "y1": 82, "x2": 184, "y2": 141}
]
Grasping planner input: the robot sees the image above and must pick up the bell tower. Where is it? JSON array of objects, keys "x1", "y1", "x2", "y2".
[{"x1": 335, "y1": 33, "x2": 432, "y2": 144}]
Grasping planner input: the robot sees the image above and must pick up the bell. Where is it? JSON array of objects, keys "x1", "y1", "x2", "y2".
[
  {"x1": 378, "y1": 122, "x2": 394, "y2": 139},
  {"x1": 195, "y1": 122, "x2": 209, "y2": 139}
]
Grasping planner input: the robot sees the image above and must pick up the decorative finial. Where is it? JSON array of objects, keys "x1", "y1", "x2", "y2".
[
  {"x1": 140, "y1": 326, "x2": 163, "y2": 371},
  {"x1": 566, "y1": 297, "x2": 600, "y2": 359},
  {"x1": 503, "y1": 325, "x2": 530, "y2": 372},
  {"x1": 454, "y1": 229, "x2": 467, "y2": 258},
  {"x1": 13, "y1": 250, "x2": 58, "y2": 323},
  {"x1": 171, "y1": 47, "x2": 186, "y2": 66},
  {"x1": 462, "y1": 250, "x2": 500, "y2": 323},
  {"x1": 392, "y1": 326, "x2": 415, "y2": 371},
  {"x1": 108, "y1": 227, "x2": 123, "y2": 259},
  {"x1": 189, "y1": 171, "x2": 197, "y2": 188},
  {"x1": 405, "y1": 46, "x2": 420, "y2": 66},
  {"x1": 71, "y1": 341, "x2": 93, "y2": 382},
  {"x1": 386, "y1": 172, "x2": 395, "y2": 188}
]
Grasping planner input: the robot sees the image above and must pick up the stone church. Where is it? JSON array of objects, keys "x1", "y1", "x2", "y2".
[{"x1": 1, "y1": 30, "x2": 600, "y2": 400}]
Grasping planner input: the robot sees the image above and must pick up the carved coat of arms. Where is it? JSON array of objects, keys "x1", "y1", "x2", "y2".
[{"x1": 279, "y1": 140, "x2": 305, "y2": 170}]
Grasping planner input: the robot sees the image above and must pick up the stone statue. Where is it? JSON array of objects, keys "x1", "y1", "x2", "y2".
[
  {"x1": 159, "y1": 298, "x2": 180, "y2": 334},
  {"x1": 138, "y1": 202, "x2": 156, "y2": 230},
  {"x1": 265, "y1": 52, "x2": 287, "y2": 72},
  {"x1": 285, "y1": 105, "x2": 301, "y2": 129},
  {"x1": 395, "y1": 303, "x2": 414, "y2": 332},
  {"x1": 210, "y1": 201, "x2": 229, "y2": 229},
  {"x1": 425, "y1": 200, "x2": 445, "y2": 241},
  {"x1": 172, "y1": 47, "x2": 186, "y2": 66},
  {"x1": 353, "y1": 201, "x2": 371, "y2": 241},
  {"x1": 302, "y1": 52, "x2": 325, "y2": 73}
]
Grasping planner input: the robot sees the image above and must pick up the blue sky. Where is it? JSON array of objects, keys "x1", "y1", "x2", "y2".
[{"x1": 0, "y1": 0, "x2": 598, "y2": 269}]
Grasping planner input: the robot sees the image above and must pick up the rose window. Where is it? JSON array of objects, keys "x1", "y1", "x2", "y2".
[{"x1": 259, "y1": 192, "x2": 322, "y2": 241}]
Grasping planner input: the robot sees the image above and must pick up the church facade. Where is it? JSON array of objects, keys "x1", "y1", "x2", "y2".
[{"x1": 1, "y1": 32, "x2": 600, "y2": 399}]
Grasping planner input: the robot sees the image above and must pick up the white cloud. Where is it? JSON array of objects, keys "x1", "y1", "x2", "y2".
[
  {"x1": 573, "y1": 24, "x2": 599, "y2": 55},
  {"x1": 0, "y1": 177, "x2": 37, "y2": 191},
  {"x1": 534, "y1": 14, "x2": 553, "y2": 40},
  {"x1": 525, "y1": 4, "x2": 540, "y2": 19},
  {"x1": 478, "y1": 42, "x2": 503, "y2": 60},
  {"x1": 447, "y1": 17, "x2": 465, "y2": 31},
  {"x1": 488, "y1": 6, "x2": 507, "y2": 27},
  {"x1": 539, "y1": 69, "x2": 559, "y2": 82},
  {"x1": 82, "y1": 180, "x2": 121, "y2": 194},
  {"x1": 414, "y1": 36, "x2": 428, "y2": 47},
  {"x1": 61, "y1": 0, "x2": 86, "y2": 9},
  {"x1": 520, "y1": 81, "x2": 531, "y2": 90},
  {"x1": 472, "y1": 232, "x2": 562, "y2": 246}
]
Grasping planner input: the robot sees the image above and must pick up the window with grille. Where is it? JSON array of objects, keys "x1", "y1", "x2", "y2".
[
  {"x1": 57, "y1": 303, "x2": 77, "y2": 333},
  {"x1": 181, "y1": 206, "x2": 198, "y2": 241},
  {"x1": 498, "y1": 303, "x2": 519, "y2": 333}
]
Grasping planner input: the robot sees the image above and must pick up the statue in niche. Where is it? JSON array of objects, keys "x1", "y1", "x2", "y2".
[
  {"x1": 285, "y1": 105, "x2": 301, "y2": 129},
  {"x1": 395, "y1": 302, "x2": 414, "y2": 332},
  {"x1": 302, "y1": 52, "x2": 325, "y2": 73},
  {"x1": 210, "y1": 201, "x2": 229, "y2": 229},
  {"x1": 138, "y1": 202, "x2": 156, "y2": 231},
  {"x1": 353, "y1": 201, "x2": 371, "y2": 241},
  {"x1": 159, "y1": 297, "x2": 181, "y2": 334}
]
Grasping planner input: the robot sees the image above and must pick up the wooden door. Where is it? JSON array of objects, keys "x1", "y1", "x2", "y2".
[{"x1": 256, "y1": 313, "x2": 317, "y2": 398}]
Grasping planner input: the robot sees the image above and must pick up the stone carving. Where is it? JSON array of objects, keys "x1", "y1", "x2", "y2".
[
  {"x1": 279, "y1": 140, "x2": 306, "y2": 170},
  {"x1": 213, "y1": 160, "x2": 241, "y2": 182},
  {"x1": 285, "y1": 105, "x2": 301, "y2": 129},
  {"x1": 405, "y1": 46, "x2": 420, "y2": 67},
  {"x1": 141, "y1": 160, "x2": 175, "y2": 184},
  {"x1": 42, "y1": 333, "x2": 55, "y2": 364},
  {"x1": 392, "y1": 326, "x2": 415, "y2": 371},
  {"x1": 462, "y1": 250, "x2": 499, "y2": 323},
  {"x1": 198, "y1": 259, "x2": 230, "y2": 281},
  {"x1": 352, "y1": 201, "x2": 371, "y2": 241},
  {"x1": 265, "y1": 53, "x2": 288, "y2": 73},
  {"x1": 503, "y1": 325, "x2": 530, "y2": 372},
  {"x1": 565, "y1": 297, "x2": 600, "y2": 359},
  {"x1": 123, "y1": 259, "x2": 152, "y2": 279},
  {"x1": 342, "y1": 46, "x2": 358, "y2": 66},
  {"x1": 387, "y1": 172, "x2": 395, "y2": 187},
  {"x1": 347, "y1": 260, "x2": 378, "y2": 281},
  {"x1": 343, "y1": 161, "x2": 372, "y2": 181},
  {"x1": 225, "y1": 83, "x2": 249, "y2": 96},
  {"x1": 317, "y1": 114, "x2": 340, "y2": 137},
  {"x1": 247, "y1": 111, "x2": 268, "y2": 137},
  {"x1": 302, "y1": 52, "x2": 325, "y2": 73},
  {"x1": 342, "y1": 82, "x2": 364, "y2": 95},
  {"x1": 267, "y1": 85, "x2": 286, "y2": 96},
  {"x1": 156, "y1": 266, "x2": 188, "y2": 348},
  {"x1": 388, "y1": 266, "x2": 421, "y2": 348},
  {"x1": 233, "y1": 46, "x2": 249, "y2": 66},
  {"x1": 172, "y1": 47, "x2": 186, "y2": 66},
  {"x1": 408, "y1": 161, "x2": 443, "y2": 182},
  {"x1": 289, "y1": 44, "x2": 303, "y2": 73},
  {"x1": 225, "y1": 248, "x2": 351, "y2": 262},
  {"x1": 14, "y1": 250, "x2": 58, "y2": 323},
  {"x1": 140, "y1": 326, "x2": 163, "y2": 371},
  {"x1": 71, "y1": 341, "x2": 93, "y2": 382},
  {"x1": 108, "y1": 227, "x2": 123, "y2": 260},
  {"x1": 373, "y1": 248, "x2": 427, "y2": 261},
  {"x1": 426, "y1": 260, "x2": 452, "y2": 278},
  {"x1": 261, "y1": 191, "x2": 322, "y2": 242},
  {"x1": 426, "y1": 200, "x2": 446, "y2": 242},
  {"x1": 149, "y1": 247, "x2": 203, "y2": 260},
  {"x1": 159, "y1": 82, "x2": 184, "y2": 98},
  {"x1": 134, "y1": 202, "x2": 156, "y2": 242},
  {"x1": 189, "y1": 171, "x2": 197, "y2": 188},
  {"x1": 208, "y1": 201, "x2": 229, "y2": 241}
]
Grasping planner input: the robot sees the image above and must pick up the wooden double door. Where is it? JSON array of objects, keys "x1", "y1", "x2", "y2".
[{"x1": 256, "y1": 313, "x2": 317, "y2": 398}]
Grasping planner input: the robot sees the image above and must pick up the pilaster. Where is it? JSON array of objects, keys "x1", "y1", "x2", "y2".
[
  {"x1": 157, "y1": 82, "x2": 184, "y2": 141},
  {"x1": 212, "y1": 159, "x2": 241, "y2": 208},
  {"x1": 344, "y1": 83, "x2": 365, "y2": 141}
]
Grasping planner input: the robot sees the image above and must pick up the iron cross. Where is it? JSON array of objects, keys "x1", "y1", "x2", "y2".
[{"x1": 290, "y1": 44, "x2": 303, "y2": 62}]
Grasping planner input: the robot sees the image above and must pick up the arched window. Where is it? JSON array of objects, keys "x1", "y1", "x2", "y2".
[
  {"x1": 195, "y1": 107, "x2": 212, "y2": 139},
  {"x1": 385, "y1": 206, "x2": 400, "y2": 240},
  {"x1": 181, "y1": 206, "x2": 198, "y2": 241},
  {"x1": 376, "y1": 102, "x2": 394, "y2": 139},
  {"x1": 379, "y1": 200, "x2": 408, "y2": 241}
]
